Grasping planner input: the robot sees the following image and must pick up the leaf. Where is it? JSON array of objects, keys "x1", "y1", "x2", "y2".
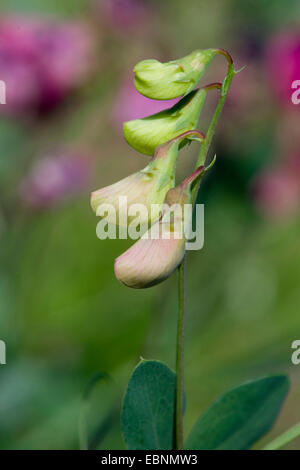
[
  {"x1": 121, "y1": 360, "x2": 176, "y2": 450},
  {"x1": 185, "y1": 375, "x2": 289, "y2": 450}
]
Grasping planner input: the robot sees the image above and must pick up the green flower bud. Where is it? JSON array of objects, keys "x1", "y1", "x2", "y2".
[
  {"x1": 124, "y1": 84, "x2": 219, "y2": 156},
  {"x1": 134, "y1": 49, "x2": 219, "y2": 100},
  {"x1": 91, "y1": 130, "x2": 205, "y2": 227}
]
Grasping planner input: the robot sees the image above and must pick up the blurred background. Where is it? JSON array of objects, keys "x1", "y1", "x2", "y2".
[{"x1": 0, "y1": 0, "x2": 300, "y2": 450}]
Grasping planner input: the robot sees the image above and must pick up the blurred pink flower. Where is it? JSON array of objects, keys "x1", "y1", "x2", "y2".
[
  {"x1": 0, "y1": 15, "x2": 94, "y2": 115},
  {"x1": 265, "y1": 31, "x2": 300, "y2": 107},
  {"x1": 20, "y1": 151, "x2": 92, "y2": 209},
  {"x1": 111, "y1": 78, "x2": 179, "y2": 132},
  {"x1": 253, "y1": 155, "x2": 300, "y2": 219},
  {"x1": 97, "y1": 0, "x2": 152, "y2": 34}
]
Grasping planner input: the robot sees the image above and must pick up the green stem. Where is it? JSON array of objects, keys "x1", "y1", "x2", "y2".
[
  {"x1": 175, "y1": 257, "x2": 186, "y2": 450},
  {"x1": 197, "y1": 62, "x2": 235, "y2": 168},
  {"x1": 262, "y1": 422, "x2": 300, "y2": 450},
  {"x1": 174, "y1": 53, "x2": 236, "y2": 451},
  {"x1": 191, "y1": 62, "x2": 235, "y2": 201}
]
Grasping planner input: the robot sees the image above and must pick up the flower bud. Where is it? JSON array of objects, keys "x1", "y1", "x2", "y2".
[
  {"x1": 114, "y1": 224, "x2": 186, "y2": 289},
  {"x1": 91, "y1": 130, "x2": 205, "y2": 227},
  {"x1": 114, "y1": 165, "x2": 205, "y2": 288},
  {"x1": 123, "y1": 85, "x2": 217, "y2": 156},
  {"x1": 134, "y1": 49, "x2": 220, "y2": 100}
]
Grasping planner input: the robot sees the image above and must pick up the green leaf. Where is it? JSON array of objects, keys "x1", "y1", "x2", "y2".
[
  {"x1": 185, "y1": 375, "x2": 289, "y2": 450},
  {"x1": 121, "y1": 360, "x2": 176, "y2": 450}
]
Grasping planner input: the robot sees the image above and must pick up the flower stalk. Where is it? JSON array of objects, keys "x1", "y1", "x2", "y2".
[
  {"x1": 91, "y1": 47, "x2": 237, "y2": 451},
  {"x1": 263, "y1": 422, "x2": 300, "y2": 450},
  {"x1": 175, "y1": 257, "x2": 186, "y2": 450},
  {"x1": 197, "y1": 60, "x2": 235, "y2": 168},
  {"x1": 175, "y1": 52, "x2": 236, "y2": 450}
]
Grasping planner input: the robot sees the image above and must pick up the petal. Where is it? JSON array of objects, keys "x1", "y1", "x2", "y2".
[
  {"x1": 91, "y1": 170, "x2": 172, "y2": 226},
  {"x1": 114, "y1": 222, "x2": 185, "y2": 288}
]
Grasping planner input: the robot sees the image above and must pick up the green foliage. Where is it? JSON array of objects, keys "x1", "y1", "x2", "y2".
[
  {"x1": 121, "y1": 360, "x2": 176, "y2": 450},
  {"x1": 185, "y1": 375, "x2": 289, "y2": 450}
]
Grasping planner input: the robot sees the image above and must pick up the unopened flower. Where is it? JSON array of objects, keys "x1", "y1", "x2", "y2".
[
  {"x1": 124, "y1": 84, "x2": 220, "y2": 155},
  {"x1": 134, "y1": 49, "x2": 228, "y2": 100},
  {"x1": 114, "y1": 165, "x2": 205, "y2": 288},
  {"x1": 91, "y1": 130, "x2": 205, "y2": 227},
  {"x1": 20, "y1": 151, "x2": 92, "y2": 209}
]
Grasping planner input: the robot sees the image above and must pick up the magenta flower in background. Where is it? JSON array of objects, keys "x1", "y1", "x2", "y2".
[
  {"x1": 20, "y1": 152, "x2": 93, "y2": 209},
  {"x1": 0, "y1": 15, "x2": 94, "y2": 115},
  {"x1": 253, "y1": 155, "x2": 300, "y2": 219},
  {"x1": 97, "y1": 0, "x2": 152, "y2": 34},
  {"x1": 111, "y1": 78, "x2": 179, "y2": 132},
  {"x1": 265, "y1": 31, "x2": 300, "y2": 107}
]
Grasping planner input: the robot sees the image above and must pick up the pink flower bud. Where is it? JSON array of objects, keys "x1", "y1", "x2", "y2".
[
  {"x1": 114, "y1": 165, "x2": 205, "y2": 288},
  {"x1": 91, "y1": 130, "x2": 205, "y2": 227}
]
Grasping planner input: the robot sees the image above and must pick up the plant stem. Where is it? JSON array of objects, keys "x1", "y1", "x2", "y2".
[
  {"x1": 174, "y1": 55, "x2": 236, "y2": 450},
  {"x1": 262, "y1": 422, "x2": 300, "y2": 450},
  {"x1": 197, "y1": 62, "x2": 235, "y2": 168},
  {"x1": 191, "y1": 62, "x2": 235, "y2": 202},
  {"x1": 175, "y1": 256, "x2": 186, "y2": 450}
]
